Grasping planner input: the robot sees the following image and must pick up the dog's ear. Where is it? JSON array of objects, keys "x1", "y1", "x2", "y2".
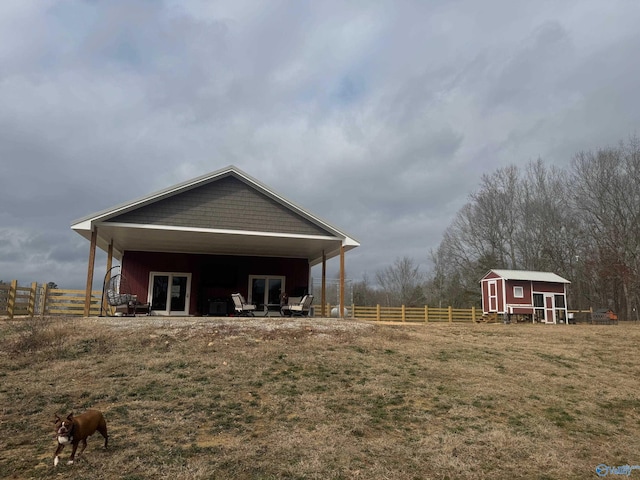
[
  {"x1": 54, "y1": 414, "x2": 60, "y2": 423},
  {"x1": 67, "y1": 413, "x2": 74, "y2": 421}
]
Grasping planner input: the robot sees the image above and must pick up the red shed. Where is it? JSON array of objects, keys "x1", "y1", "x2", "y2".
[{"x1": 480, "y1": 270, "x2": 571, "y2": 324}]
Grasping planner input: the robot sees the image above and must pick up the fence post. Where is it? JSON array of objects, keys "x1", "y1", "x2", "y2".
[
  {"x1": 27, "y1": 282, "x2": 37, "y2": 318},
  {"x1": 351, "y1": 304, "x2": 355, "y2": 319},
  {"x1": 424, "y1": 305, "x2": 429, "y2": 323},
  {"x1": 376, "y1": 304, "x2": 381, "y2": 322},
  {"x1": 401, "y1": 305, "x2": 406, "y2": 322},
  {"x1": 8, "y1": 280, "x2": 17, "y2": 319},
  {"x1": 41, "y1": 283, "x2": 49, "y2": 318},
  {"x1": 471, "y1": 306, "x2": 476, "y2": 323},
  {"x1": 448, "y1": 305, "x2": 453, "y2": 323}
]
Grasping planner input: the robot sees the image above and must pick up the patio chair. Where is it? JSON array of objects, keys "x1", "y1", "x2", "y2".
[
  {"x1": 231, "y1": 293, "x2": 256, "y2": 316},
  {"x1": 289, "y1": 294, "x2": 314, "y2": 317},
  {"x1": 280, "y1": 296, "x2": 300, "y2": 316},
  {"x1": 104, "y1": 273, "x2": 151, "y2": 316}
]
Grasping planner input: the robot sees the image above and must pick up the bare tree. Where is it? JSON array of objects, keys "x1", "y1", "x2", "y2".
[
  {"x1": 428, "y1": 165, "x2": 525, "y2": 307},
  {"x1": 375, "y1": 256, "x2": 425, "y2": 306},
  {"x1": 516, "y1": 160, "x2": 582, "y2": 274},
  {"x1": 352, "y1": 273, "x2": 386, "y2": 307},
  {"x1": 470, "y1": 165, "x2": 521, "y2": 269},
  {"x1": 571, "y1": 138, "x2": 640, "y2": 318},
  {"x1": 425, "y1": 245, "x2": 481, "y2": 307}
]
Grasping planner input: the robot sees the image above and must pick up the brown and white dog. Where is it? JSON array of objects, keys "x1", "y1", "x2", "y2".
[{"x1": 53, "y1": 410, "x2": 108, "y2": 466}]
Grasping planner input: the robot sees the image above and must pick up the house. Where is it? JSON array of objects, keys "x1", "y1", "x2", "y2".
[
  {"x1": 71, "y1": 166, "x2": 359, "y2": 316},
  {"x1": 480, "y1": 269, "x2": 571, "y2": 324}
]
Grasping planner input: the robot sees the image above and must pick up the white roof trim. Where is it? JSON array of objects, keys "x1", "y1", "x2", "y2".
[{"x1": 484, "y1": 269, "x2": 571, "y2": 284}]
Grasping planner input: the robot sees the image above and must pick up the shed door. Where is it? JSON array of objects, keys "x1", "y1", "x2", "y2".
[
  {"x1": 488, "y1": 281, "x2": 498, "y2": 312},
  {"x1": 544, "y1": 294, "x2": 556, "y2": 324}
]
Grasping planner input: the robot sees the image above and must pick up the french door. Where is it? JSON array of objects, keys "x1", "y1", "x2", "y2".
[
  {"x1": 149, "y1": 272, "x2": 191, "y2": 315},
  {"x1": 249, "y1": 275, "x2": 285, "y2": 309}
]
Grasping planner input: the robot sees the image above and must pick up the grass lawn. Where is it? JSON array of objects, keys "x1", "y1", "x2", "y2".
[{"x1": 1, "y1": 316, "x2": 639, "y2": 479}]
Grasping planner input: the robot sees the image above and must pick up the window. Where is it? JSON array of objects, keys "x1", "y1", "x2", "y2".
[
  {"x1": 533, "y1": 294, "x2": 544, "y2": 307},
  {"x1": 513, "y1": 286, "x2": 524, "y2": 298},
  {"x1": 555, "y1": 294, "x2": 567, "y2": 323},
  {"x1": 533, "y1": 293, "x2": 545, "y2": 323}
]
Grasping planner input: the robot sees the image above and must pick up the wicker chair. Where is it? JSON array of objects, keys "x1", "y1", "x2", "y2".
[{"x1": 102, "y1": 270, "x2": 150, "y2": 316}]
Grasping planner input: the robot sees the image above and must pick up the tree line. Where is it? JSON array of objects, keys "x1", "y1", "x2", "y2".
[{"x1": 350, "y1": 137, "x2": 640, "y2": 320}]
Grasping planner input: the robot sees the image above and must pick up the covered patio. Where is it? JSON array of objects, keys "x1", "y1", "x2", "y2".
[{"x1": 71, "y1": 166, "x2": 359, "y2": 317}]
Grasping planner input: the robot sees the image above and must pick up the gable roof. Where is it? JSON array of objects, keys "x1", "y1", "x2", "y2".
[
  {"x1": 482, "y1": 269, "x2": 571, "y2": 284},
  {"x1": 71, "y1": 165, "x2": 359, "y2": 265}
]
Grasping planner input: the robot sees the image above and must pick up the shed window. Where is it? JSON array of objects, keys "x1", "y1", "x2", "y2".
[
  {"x1": 513, "y1": 286, "x2": 524, "y2": 298},
  {"x1": 533, "y1": 294, "x2": 544, "y2": 307},
  {"x1": 533, "y1": 293, "x2": 545, "y2": 323}
]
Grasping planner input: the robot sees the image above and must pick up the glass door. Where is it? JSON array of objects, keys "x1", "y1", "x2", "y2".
[
  {"x1": 249, "y1": 275, "x2": 285, "y2": 311},
  {"x1": 149, "y1": 272, "x2": 191, "y2": 315}
]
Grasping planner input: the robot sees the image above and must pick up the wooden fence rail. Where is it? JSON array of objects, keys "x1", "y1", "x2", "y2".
[
  {"x1": 0, "y1": 282, "x2": 101, "y2": 319},
  {"x1": 44, "y1": 286, "x2": 102, "y2": 317},
  {"x1": 350, "y1": 305, "x2": 479, "y2": 322}
]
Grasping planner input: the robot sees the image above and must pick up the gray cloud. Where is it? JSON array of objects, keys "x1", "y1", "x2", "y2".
[{"x1": 1, "y1": 1, "x2": 640, "y2": 288}]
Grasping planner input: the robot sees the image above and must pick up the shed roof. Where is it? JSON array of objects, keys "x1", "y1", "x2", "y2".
[
  {"x1": 71, "y1": 165, "x2": 359, "y2": 266},
  {"x1": 483, "y1": 269, "x2": 571, "y2": 284}
]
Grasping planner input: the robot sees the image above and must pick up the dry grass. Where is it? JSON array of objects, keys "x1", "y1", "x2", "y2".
[{"x1": 1, "y1": 316, "x2": 639, "y2": 479}]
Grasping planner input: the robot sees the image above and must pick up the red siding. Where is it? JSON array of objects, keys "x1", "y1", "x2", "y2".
[
  {"x1": 497, "y1": 280, "x2": 504, "y2": 312},
  {"x1": 483, "y1": 271, "x2": 501, "y2": 280},
  {"x1": 511, "y1": 307, "x2": 534, "y2": 314},
  {"x1": 481, "y1": 281, "x2": 488, "y2": 313},
  {"x1": 532, "y1": 281, "x2": 564, "y2": 294},
  {"x1": 504, "y1": 280, "x2": 532, "y2": 305},
  {"x1": 121, "y1": 251, "x2": 310, "y2": 315}
]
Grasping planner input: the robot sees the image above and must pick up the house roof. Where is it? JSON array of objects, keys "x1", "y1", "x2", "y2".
[
  {"x1": 71, "y1": 165, "x2": 359, "y2": 266},
  {"x1": 483, "y1": 269, "x2": 571, "y2": 284}
]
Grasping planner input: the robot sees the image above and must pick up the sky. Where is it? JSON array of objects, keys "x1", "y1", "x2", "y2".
[{"x1": 1, "y1": 0, "x2": 640, "y2": 289}]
